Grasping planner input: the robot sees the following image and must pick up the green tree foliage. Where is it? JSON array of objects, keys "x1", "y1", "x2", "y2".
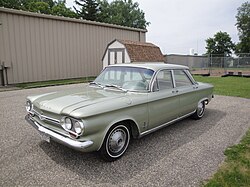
[
  {"x1": 235, "y1": 2, "x2": 250, "y2": 53},
  {"x1": 51, "y1": 1, "x2": 78, "y2": 18},
  {"x1": 0, "y1": 0, "x2": 77, "y2": 18},
  {"x1": 0, "y1": 0, "x2": 23, "y2": 9},
  {"x1": 26, "y1": 1, "x2": 51, "y2": 14},
  {"x1": 0, "y1": 0, "x2": 55, "y2": 10},
  {"x1": 205, "y1": 31, "x2": 235, "y2": 56},
  {"x1": 97, "y1": 0, "x2": 149, "y2": 29},
  {"x1": 74, "y1": 0, "x2": 99, "y2": 21}
]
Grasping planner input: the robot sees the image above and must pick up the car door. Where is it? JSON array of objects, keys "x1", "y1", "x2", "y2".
[
  {"x1": 173, "y1": 69, "x2": 197, "y2": 116},
  {"x1": 147, "y1": 69, "x2": 179, "y2": 130}
]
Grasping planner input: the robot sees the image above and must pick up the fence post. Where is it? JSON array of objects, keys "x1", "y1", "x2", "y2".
[
  {"x1": 224, "y1": 52, "x2": 226, "y2": 74},
  {"x1": 210, "y1": 54, "x2": 212, "y2": 75},
  {"x1": 238, "y1": 56, "x2": 240, "y2": 68}
]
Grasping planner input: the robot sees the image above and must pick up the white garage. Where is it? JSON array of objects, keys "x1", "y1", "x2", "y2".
[{"x1": 102, "y1": 39, "x2": 164, "y2": 68}]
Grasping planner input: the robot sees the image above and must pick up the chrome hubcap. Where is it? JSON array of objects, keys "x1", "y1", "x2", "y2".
[
  {"x1": 197, "y1": 102, "x2": 204, "y2": 117},
  {"x1": 108, "y1": 129, "x2": 127, "y2": 154}
]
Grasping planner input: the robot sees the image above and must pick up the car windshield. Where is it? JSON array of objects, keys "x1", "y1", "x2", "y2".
[{"x1": 93, "y1": 66, "x2": 155, "y2": 92}]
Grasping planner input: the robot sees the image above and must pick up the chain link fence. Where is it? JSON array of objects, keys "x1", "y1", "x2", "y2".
[{"x1": 190, "y1": 53, "x2": 250, "y2": 76}]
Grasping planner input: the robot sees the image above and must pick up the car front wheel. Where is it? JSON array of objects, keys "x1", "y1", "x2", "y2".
[
  {"x1": 192, "y1": 101, "x2": 205, "y2": 120},
  {"x1": 100, "y1": 124, "x2": 130, "y2": 161}
]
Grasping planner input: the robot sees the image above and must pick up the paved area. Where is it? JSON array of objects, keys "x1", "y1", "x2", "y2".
[{"x1": 0, "y1": 84, "x2": 249, "y2": 187}]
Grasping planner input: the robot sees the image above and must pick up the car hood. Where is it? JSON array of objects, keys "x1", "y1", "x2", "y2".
[{"x1": 28, "y1": 85, "x2": 133, "y2": 118}]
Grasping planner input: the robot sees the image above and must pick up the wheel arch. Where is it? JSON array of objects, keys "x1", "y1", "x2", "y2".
[
  {"x1": 198, "y1": 97, "x2": 209, "y2": 105},
  {"x1": 119, "y1": 119, "x2": 140, "y2": 139},
  {"x1": 97, "y1": 118, "x2": 140, "y2": 151}
]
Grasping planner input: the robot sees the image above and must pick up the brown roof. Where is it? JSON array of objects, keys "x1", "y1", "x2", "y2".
[{"x1": 117, "y1": 39, "x2": 165, "y2": 62}]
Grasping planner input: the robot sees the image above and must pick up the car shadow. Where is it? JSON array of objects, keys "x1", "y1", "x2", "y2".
[{"x1": 39, "y1": 108, "x2": 225, "y2": 185}]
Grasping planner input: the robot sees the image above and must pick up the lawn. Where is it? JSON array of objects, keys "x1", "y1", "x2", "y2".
[
  {"x1": 194, "y1": 76, "x2": 250, "y2": 99},
  {"x1": 203, "y1": 129, "x2": 250, "y2": 187}
]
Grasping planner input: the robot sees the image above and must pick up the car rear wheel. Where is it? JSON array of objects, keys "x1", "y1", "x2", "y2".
[
  {"x1": 192, "y1": 101, "x2": 205, "y2": 120},
  {"x1": 100, "y1": 124, "x2": 130, "y2": 161}
]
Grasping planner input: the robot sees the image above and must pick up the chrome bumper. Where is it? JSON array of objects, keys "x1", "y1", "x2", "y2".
[{"x1": 25, "y1": 115, "x2": 93, "y2": 151}]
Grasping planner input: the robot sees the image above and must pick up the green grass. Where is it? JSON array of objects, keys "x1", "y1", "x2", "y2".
[
  {"x1": 203, "y1": 129, "x2": 250, "y2": 187},
  {"x1": 16, "y1": 77, "x2": 96, "y2": 89},
  {"x1": 194, "y1": 76, "x2": 250, "y2": 99}
]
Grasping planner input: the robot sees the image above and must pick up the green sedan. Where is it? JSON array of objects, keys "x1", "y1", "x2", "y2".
[{"x1": 25, "y1": 63, "x2": 213, "y2": 161}]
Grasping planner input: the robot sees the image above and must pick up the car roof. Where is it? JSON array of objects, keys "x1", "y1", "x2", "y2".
[{"x1": 108, "y1": 63, "x2": 189, "y2": 71}]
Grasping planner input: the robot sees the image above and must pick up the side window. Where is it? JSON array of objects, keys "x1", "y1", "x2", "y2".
[
  {"x1": 174, "y1": 70, "x2": 193, "y2": 87},
  {"x1": 154, "y1": 70, "x2": 173, "y2": 91}
]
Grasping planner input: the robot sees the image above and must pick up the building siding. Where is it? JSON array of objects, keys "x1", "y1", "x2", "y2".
[{"x1": 0, "y1": 8, "x2": 146, "y2": 84}]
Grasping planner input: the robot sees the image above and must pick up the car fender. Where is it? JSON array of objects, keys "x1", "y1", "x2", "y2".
[{"x1": 97, "y1": 115, "x2": 140, "y2": 151}]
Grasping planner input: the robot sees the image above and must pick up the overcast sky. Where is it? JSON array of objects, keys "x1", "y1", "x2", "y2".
[{"x1": 66, "y1": 0, "x2": 247, "y2": 55}]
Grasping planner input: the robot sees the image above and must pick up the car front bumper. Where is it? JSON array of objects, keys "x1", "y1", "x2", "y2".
[{"x1": 25, "y1": 115, "x2": 93, "y2": 151}]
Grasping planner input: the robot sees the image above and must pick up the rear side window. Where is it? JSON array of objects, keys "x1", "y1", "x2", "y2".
[
  {"x1": 174, "y1": 70, "x2": 193, "y2": 87},
  {"x1": 154, "y1": 70, "x2": 173, "y2": 91}
]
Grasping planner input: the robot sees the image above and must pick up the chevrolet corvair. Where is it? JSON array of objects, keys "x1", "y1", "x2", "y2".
[{"x1": 25, "y1": 63, "x2": 213, "y2": 161}]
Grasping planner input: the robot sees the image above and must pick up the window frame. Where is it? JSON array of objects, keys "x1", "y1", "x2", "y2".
[
  {"x1": 172, "y1": 69, "x2": 196, "y2": 88},
  {"x1": 150, "y1": 69, "x2": 174, "y2": 92},
  {"x1": 150, "y1": 68, "x2": 196, "y2": 92}
]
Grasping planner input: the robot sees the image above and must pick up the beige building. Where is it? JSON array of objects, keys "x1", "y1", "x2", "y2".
[{"x1": 0, "y1": 8, "x2": 146, "y2": 85}]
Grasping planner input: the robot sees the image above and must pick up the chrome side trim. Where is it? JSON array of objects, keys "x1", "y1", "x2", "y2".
[
  {"x1": 25, "y1": 115, "x2": 93, "y2": 151},
  {"x1": 139, "y1": 110, "x2": 196, "y2": 137}
]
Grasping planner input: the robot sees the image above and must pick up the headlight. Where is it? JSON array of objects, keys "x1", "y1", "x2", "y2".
[
  {"x1": 61, "y1": 117, "x2": 84, "y2": 136},
  {"x1": 74, "y1": 121, "x2": 83, "y2": 134},
  {"x1": 25, "y1": 100, "x2": 32, "y2": 112},
  {"x1": 65, "y1": 118, "x2": 72, "y2": 130}
]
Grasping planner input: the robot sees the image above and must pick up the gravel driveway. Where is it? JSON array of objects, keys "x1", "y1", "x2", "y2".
[{"x1": 0, "y1": 84, "x2": 249, "y2": 187}]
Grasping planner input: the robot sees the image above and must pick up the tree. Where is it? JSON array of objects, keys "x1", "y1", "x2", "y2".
[
  {"x1": 0, "y1": 0, "x2": 23, "y2": 9},
  {"x1": 205, "y1": 31, "x2": 235, "y2": 56},
  {"x1": 25, "y1": 1, "x2": 51, "y2": 14},
  {"x1": 97, "y1": 0, "x2": 110, "y2": 23},
  {"x1": 0, "y1": 0, "x2": 78, "y2": 18},
  {"x1": 235, "y1": 2, "x2": 250, "y2": 53},
  {"x1": 74, "y1": 0, "x2": 99, "y2": 21},
  {"x1": 0, "y1": 0, "x2": 56, "y2": 10},
  {"x1": 52, "y1": 0, "x2": 78, "y2": 18},
  {"x1": 97, "y1": 0, "x2": 149, "y2": 29}
]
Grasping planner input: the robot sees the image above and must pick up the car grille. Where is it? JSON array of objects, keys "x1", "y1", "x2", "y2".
[
  {"x1": 32, "y1": 106, "x2": 61, "y2": 126},
  {"x1": 34, "y1": 110, "x2": 60, "y2": 124}
]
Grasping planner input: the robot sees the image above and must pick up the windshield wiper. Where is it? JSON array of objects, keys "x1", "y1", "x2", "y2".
[
  {"x1": 104, "y1": 84, "x2": 128, "y2": 92},
  {"x1": 89, "y1": 82, "x2": 104, "y2": 88}
]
